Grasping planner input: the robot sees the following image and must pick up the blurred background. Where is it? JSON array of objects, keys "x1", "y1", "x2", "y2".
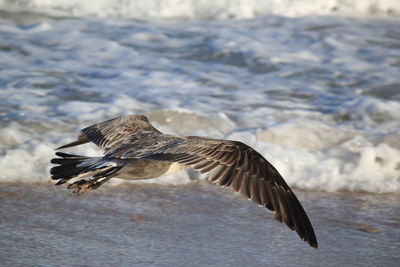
[{"x1": 0, "y1": 0, "x2": 399, "y2": 266}]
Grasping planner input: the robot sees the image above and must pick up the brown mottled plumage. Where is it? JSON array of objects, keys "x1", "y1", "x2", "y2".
[{"x1": 50, "y1": 115, "x2": 318, "y2": 248}]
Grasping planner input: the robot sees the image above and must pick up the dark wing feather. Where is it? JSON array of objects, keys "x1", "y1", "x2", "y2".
[
  {"x1": 57, "y1": 115, "x2": 160, "y2": 150},
  {"x1": 127, "y1": 136, "x2": 318, "y2": 248}
]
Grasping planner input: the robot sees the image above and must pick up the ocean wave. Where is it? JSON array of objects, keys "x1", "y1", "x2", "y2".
[
  {"x1": 1, "y1": 110, "x2": 399, "y2": 194},
  {"x1": 0, "y1": 14, "x2": 398, "y2": 194},
  {"x1": 0, "y1": 0, "x2": 399, "y2": 20}
]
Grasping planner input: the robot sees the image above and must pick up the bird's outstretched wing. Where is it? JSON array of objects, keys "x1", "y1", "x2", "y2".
[
  {"x1": 106, "y1": 134, "x2": 318, "y2": 248},
  {"x1": 57, "y1": 115, "x2": 160, "y2": 150}
]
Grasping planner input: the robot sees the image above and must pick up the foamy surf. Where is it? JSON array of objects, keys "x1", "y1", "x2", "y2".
[
  {"x1": 0, "y1": 9, "x2": 399, "y2": 194},
  {"x1": 0, "y1": 0, "x2": 399, "y2": 19},
  {"x1": 0, "y1": 109, "x2": 399, "y2": 193}
]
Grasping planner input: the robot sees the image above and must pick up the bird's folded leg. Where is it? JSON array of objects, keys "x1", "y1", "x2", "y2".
[
  {"x1": 88, "y1": 176, "x2": 113, "y2": 190},
  {"x1": 67, "y1": 176, "x2": 113, "y2": 195},
  {"x1": 67, "y1": 179, "x2": 93, "y2": 195}
]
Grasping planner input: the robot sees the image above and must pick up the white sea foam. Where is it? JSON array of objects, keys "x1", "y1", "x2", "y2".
[
  {"x1": 0, "y1": 12, "x2": 399, "y2": 194},
  {"x1": 227, "y1": 129, "x2": 400, "y2": 193},
  {"x1": 0, "y1": 139, "x2": 54, "y2": 183},
  {"x1": 1, "y1": 109, "x2": 399, "y2": 193},
  {"x1": 0, "y1": 0, "x2": 399, "y2": 19}
]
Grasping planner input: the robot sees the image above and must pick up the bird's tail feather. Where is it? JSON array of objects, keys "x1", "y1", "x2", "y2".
[{"x1": 50, "y1": 152, "x2": 122, "y2": 185}]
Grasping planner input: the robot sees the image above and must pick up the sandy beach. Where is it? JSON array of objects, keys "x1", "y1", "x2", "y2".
[{"x1": 1, "y1": 182, "x2": 399, "y2": 266}]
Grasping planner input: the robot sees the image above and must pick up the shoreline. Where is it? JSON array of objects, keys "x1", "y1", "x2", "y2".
[{"x1": 1, "y1": 182, "x2": 399, "y2": 266}]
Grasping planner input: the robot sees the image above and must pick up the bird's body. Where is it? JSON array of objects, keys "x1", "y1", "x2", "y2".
[
  {"x1": 116, "y1": 160, "x2": 186, "y2": 180},
  {"x1": 51, "y1": 114, "x2": 318, "y2": 248}
]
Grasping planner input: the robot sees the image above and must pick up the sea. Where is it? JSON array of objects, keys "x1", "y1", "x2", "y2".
[{"x1": 0, "y1": 0, "x2": 399, "y2": 266}]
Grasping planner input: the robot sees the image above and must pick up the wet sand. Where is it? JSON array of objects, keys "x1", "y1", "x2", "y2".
[{"x1": 0, "y1": 182, "x2": 399, "y2": 266}]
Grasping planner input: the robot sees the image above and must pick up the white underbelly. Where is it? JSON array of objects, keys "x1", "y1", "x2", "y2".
[
  {"x1": 115, "y1": 160, "x2": 187, "y2": 180},
  {"x1": 162, "y1": 162, "x2": 187, "y2": 176}
]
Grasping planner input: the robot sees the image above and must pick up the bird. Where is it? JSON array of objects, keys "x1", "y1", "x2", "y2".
[{"x1": 50, "y1": 114, "x2": 318, "y2": 248}]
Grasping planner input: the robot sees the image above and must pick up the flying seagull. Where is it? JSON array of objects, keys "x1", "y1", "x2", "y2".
[{"x1": 50, "y1": 115, "x2": 318, "y2": 248}]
